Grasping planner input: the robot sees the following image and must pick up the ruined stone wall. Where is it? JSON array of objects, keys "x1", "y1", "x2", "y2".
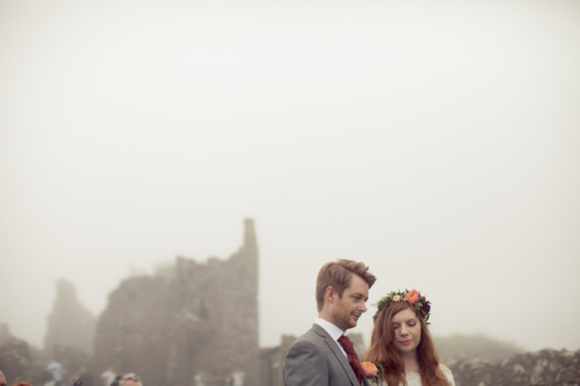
[
  {"x1": 260, "y1": 335, "x2": 295, "y2": 386},
  {"x1": 2, "y1": 320, "x2": 95, "y2": 385},
  {"x1": 92, "y1": 276, "x2": 179, "y2": 384},
  {"x1": 449, "y1": 349, "x2": 580, "y2": 386},
  {"x1": 44, "y1": 279, "x2": 96, "y2": 355},
  {"x1": 0, "y1": 324, "x2": 32, "y2": 383},
  {"x1": 92, "y1": 219, "x2": 259, "y2": 386}
]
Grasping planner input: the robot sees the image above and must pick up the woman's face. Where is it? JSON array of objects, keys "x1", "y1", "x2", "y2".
[{"x1": 391, "y1": 308, "x2": 422, "y2": 355}]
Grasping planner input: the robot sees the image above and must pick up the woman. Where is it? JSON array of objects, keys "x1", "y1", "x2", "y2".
[{"x1": 364, "y1": 290, "x2": 455, "y2": 386}]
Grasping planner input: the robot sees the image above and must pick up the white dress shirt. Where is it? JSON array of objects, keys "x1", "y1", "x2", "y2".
[{"x1": 314, "y1": 317, "x2": 348, "y2": 357}]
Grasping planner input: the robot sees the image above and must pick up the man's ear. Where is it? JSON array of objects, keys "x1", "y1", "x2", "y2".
[{"x1": 325, "y1": 286, "x2": 336, "y2": 304}]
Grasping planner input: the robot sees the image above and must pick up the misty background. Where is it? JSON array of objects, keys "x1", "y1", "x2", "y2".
[{"x1": 1, "y1": 0, "x2": 579, "y2": 355}]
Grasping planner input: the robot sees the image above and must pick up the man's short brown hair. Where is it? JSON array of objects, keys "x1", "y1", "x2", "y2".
[{"x1": 315, "y1": 259, "x2": 376, "y2": 312}]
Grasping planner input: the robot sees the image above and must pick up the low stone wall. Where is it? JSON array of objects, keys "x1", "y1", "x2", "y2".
[
  {"x1": 0, "y1": 325, "x2": 32, "y2": 383},
  {"x1": 449, "y1": 349, "x2": 580, "y2": 386}
]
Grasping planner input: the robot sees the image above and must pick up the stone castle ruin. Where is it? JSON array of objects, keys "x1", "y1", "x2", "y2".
[
  {"x1": 44, "y1": 279, "x2": 96, "y2": 355},
  {"x1": 92, "y1": 218, "x2": 259, "y2": 386},
  {"x1": 4, "y1": 218, "x2": 580, "y2": 385}
]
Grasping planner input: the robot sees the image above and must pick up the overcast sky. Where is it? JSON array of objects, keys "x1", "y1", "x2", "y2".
[{"x1": 1, "y1": 0, "x2": 579, "y2": 354}]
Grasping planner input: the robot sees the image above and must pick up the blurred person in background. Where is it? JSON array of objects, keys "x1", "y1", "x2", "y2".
[
  {"x1": 232, "y1": 369, "x2": 244, "y2": 386},
  {"x1": 119, "y1": 373, "x2": 142, "y2": 386},
  {"x1": 74, "y1": 367, "x2": 94, "y2": 386},
  {"x1": 100, "y1": 366, "x2": 115, "y2": 386},
  {"x1": 194, "y1": 370, "x2": 207, "y2": 386},
  {"x1": 109, "y1": 375, "x2": 122, "y2": 386},
  {"x1": 47, "y1": 359, "x2": 65, "y2": 386}
]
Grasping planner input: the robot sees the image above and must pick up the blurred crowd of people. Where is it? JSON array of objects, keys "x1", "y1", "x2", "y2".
[
  {"x1": 0, "y1": 361, "x2": 143, "y2": 386},
  {"x1": 1, "y1": 360, "x2": 245, "y2": 386},
  {"x1": 193, "y1": 369, "x2": 245, "y2": 386}
]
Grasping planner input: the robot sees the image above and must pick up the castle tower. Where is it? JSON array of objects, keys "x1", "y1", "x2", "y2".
[
  {"x1": 244, "y1": 217, "x2": 257, "y2": 249},
  {"x1": 44, "y1": 279, "x2": 95, "y2": 355},
  {"x1": 91, "y1": 219, "x2": 260, "y2": 386}
]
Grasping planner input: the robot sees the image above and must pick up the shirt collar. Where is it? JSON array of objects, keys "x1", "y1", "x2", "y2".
[{"x1": 314, "y1": 317, "x2": 345, "y2": 341}]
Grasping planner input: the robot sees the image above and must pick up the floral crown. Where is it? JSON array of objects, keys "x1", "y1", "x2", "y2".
[{"x1": 372, "y1": 289, "x2": 431, "y2": 324}]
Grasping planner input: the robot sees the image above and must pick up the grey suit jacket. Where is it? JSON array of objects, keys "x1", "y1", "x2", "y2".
[{"x1": 283, "y1": 324, "x2": 370, "y2": 386}]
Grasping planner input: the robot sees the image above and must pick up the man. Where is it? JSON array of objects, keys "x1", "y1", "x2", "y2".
[
  {"x1": 232, "y1": 368, "x2": 245, "y2": 386},
  {"x1": 100, "y1": 366, "x2": 116, "y2": 386},
  {"x1": 119, "y1": 373, "x2": 142, "y2": 386},
  {"x1": 194, "y1": 370, "x2": 207, "y2": 386},
  {"x1": 0, "y1": 370, "x2": 7, "y2": 386},
  {"x1": 284, "y1": 259, "x2": 376, "y2": 386},
  {"x1": 47, "y1": 359, "x2": 65, "y2": 386},
  {"x1": 75, "y1": 366, "x2": 94, "y2": 386}
]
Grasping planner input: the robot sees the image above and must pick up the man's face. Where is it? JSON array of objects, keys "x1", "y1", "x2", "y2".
[
  {"x1": 0, "y1": 370, "x2": 7, "y2": 386},
  {"x1": 331, "y1": 274, "x2": 369, "y2": 331}
]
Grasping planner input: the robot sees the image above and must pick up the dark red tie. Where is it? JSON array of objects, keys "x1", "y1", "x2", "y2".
[{"x1": 338, "y1": 334, "x2": 363, "y2": 384}]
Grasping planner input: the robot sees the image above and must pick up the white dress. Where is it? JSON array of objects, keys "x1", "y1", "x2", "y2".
[{"x1": 379, "y1": 370, "x2": 456, "y2": 386}]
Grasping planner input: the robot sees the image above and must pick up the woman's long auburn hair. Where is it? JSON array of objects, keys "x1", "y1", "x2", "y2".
[{"x1": 363, "y1": 301, "x2": 449, "y2": 386}]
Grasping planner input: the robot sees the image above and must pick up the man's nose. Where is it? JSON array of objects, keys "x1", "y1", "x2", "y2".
[{"x1": 360, "y1": 302, "x2": 367, "y2": 313}]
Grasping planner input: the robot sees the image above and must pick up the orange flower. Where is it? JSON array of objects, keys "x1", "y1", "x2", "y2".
[
  {"x1": 362, "y1": 361, "x2": 378, "y2": 377},
  {"x1": 405, "y1": 290, "x2": 420, "y2": 304}
]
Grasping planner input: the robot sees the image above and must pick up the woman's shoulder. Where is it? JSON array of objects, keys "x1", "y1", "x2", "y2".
[
  {"x1": 438, "y1": 363, "x2": 451, "y2": 374},
  {"x1": 438, "y1": 364, "x2": 455, "y2": 385}
]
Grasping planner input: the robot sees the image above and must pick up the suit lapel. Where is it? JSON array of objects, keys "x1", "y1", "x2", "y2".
[{"x1": 311, "y1": 324, "x2": 361, "y2": 386}]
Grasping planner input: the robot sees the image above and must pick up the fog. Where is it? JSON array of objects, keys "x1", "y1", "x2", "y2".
[{"x1": 1, "y1": 0, "x2": 579, "y2": 354}]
